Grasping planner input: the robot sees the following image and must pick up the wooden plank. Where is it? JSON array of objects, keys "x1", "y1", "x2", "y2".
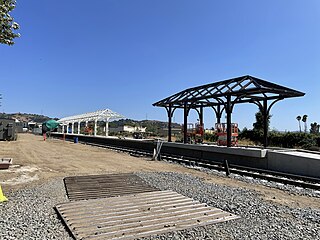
[
  {"x1": 64, "y1": 173, "x2": 159, "y2": 200},
  {"x1": 56, "y1": 191, "x2": 239, "y2": 240}
]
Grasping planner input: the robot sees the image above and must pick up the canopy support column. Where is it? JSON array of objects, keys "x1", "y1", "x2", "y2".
[
  {"x1": 78, "y1": 122, "x2": 80, "y2": 134},
  {"x1": 216, "y1": 105, "x2": 221, "y2": 124},
  {"x1": 226, "y1": 95, "x2": 232, "y2": 147},
  {"x1": 263, "y1": 99, "x2": 268, "y2": 148},
  {"x1": 105, "y1": 121, "x2": 109, "y2": 136},
  {"x1": 183, "y1": 102, "x2": 188, "y2": 144},
  {"x1": 212, "y1": 105, "x2": 223, "y2": 126},
  {"x1": 252, "y1": 98, "x2": 283, "y2": 148},
  {"x1": 94, "y1": 120, "x2": 97, "y2": 136},
  {"x1": 71, "y1": 123, "x2": 74, "y2": 134},
  {"x1": 199, "y1": 106, "x2": 203, "y2": 127},
  {"x1": 166, "y1": 105, "x2": 173, "y2": 142}
]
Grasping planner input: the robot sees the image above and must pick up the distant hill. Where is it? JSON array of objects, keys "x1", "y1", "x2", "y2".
[{"x1": 0, "y1": 112, "x2": 54, "y2": 123}]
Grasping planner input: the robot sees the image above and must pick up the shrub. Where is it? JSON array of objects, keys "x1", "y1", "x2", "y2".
[{"x1": 204, "y1": 133, "x2": 218, "y2": 142}]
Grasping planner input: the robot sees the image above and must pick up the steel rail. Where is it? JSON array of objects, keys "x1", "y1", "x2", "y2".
[{"x1": 58, "y1": 136, "x2": 320, "y2": 191}]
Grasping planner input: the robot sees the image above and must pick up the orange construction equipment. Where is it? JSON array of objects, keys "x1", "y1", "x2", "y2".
[
  {"x1": 84, "y1": 126, "x2": 93, "y2": 135},
  {"x1": 215, "y1": 123, "x2": 238, "y2": 146},
  {"x1": 182, "y1": 123, "x2": 204, "y2": 144}
]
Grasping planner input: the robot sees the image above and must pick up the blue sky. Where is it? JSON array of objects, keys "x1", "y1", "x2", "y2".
[{"x1": 1, "y1": 0, "x2": 319, "y2": 131}]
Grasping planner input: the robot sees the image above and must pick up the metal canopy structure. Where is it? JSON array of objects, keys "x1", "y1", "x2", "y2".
[
  {"x1": 58, "y1": 109, "x2": 124, "y2": 136},
  {"x1": 153, "y1": 75, "x2": 305, "y2": 147}
]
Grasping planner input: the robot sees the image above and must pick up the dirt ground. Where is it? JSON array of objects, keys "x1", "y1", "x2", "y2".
[{"x1": 0, "y1": 133, "x2": 319, "y2": 209}]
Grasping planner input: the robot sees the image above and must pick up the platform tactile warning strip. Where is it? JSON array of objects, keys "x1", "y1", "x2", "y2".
[
  {"x1": 56, "y1": 190, "x2": 239, "y2": 240},
  {"x1": 63, "y1": 173, "x2": 159, "y2": 201}
]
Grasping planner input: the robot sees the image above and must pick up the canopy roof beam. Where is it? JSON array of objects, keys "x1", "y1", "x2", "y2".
[
  {"x1": 58, "y1": 109, "x2": 124, "y2": 136},
  {"x1": 58, "y1": 109, "x2": 124, "y2": 125},
  {"x1": 153, "y1": 75, "x2": 305, "y2": 147}
]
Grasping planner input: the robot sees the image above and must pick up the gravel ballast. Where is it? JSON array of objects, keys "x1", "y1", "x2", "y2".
[
  {"x1": 0, "y1": 179, "x2": 72, "y2": 240},
  {"x1": 137, "y1": 172, "x2": 320, "y2": 240},
  {"x1": 1, "y1": 172, "x2": 319, "y2": 240}
]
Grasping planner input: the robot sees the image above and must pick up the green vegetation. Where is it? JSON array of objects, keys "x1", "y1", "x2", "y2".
[
  {"x1": 239, "y1": 129, "x2": 319, "y2": 149},
  {"x1": 252, "y1": 111, "x2": 271, "y2": 133},
  {"x1": 203, "y1": 133, "x2": 218, "y2": 142},
  {"x1": 239, "y1": 112, "x2": 320, "y2": 150},
  {"x1": 296, "y1": 115, "x2": 302, "y2": 132},
  {"x1": 251, "y1": 110, "x2": 272, "y2": 139},
  {"x1": 0, "y1": 0, "x2": 20, "y2": 45},
  {"x1": 302, "y1": 114, "x2": 308, "y2": 133},
  {"x1": 310, "y1": 122, "x2": 320, "y2": 134}
]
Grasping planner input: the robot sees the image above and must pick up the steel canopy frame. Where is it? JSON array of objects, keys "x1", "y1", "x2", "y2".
[
  {"x1": 58, "y1": 109, "x2": 124, "y2": 136},
  {"x1": 153, "y1": 75, "x2": 305, "y2": 147}
]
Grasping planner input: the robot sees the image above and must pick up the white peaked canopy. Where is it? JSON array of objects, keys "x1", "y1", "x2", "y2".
[{"x1": 58, "y1": 109, "x2": 125, "y2": 136}]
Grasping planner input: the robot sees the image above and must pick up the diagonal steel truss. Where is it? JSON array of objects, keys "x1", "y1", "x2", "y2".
[
  {"x1": 58, "y1": 109, "x2": 124, "y2": 124},
  {"x1": 153, "y1": 75, "x2": 305, "y2": 147},
  {"x1": 153, "y1": 75, "x2": 304, "y2": 108}
]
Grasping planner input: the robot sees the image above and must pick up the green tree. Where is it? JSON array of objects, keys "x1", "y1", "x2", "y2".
[
  {"x1": 0, "y1": 0, "x2": 20, "y2": 45},
  {"x1": 296, "y1": 115, "x2": 301, "y2": 132},
  {"x1": 252, "y1": 110, "x2": 272, "y2": 144},
  {"x1": 302, "y1": 114, "x2": 308, "y2": 133},
  {"x1": 253, "y1": 111, "x2": 271, "y2": 133},
  {"x1": 310, "y1": 122, "x2": 320, "y2": 134}
]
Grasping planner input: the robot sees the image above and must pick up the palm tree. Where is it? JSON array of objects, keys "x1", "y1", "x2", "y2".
[
  {"x1": 296, "y1": 116, "x2": 302, "y2": 132},
  {"x1": 302, "y1": 115, "x2": 308, "y2": 133},
  {"x1": 310, "y1": 122, "x2": 320, "y2": 134}
]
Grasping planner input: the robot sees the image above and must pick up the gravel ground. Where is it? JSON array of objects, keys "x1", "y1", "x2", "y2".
[
  {"x1": 232, "y1": 173, "x2": 320, "y2": 198},
  {"x1": 170, "y1": 160, "x2": 320, "y2": 198},
  {"x1": 0, "y1": 179, "x2": 72, "y2": 240},
  {"x1": 137, "y1": 172, "x2": 320, "y2": 240},
  {"x1": 1, "y1": 172, "x2": 319, "y2": 240}
]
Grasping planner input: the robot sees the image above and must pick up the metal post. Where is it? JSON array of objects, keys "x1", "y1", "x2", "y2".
[
  {"x1": 199, "y1": 106, "x2": 203, "y2": 127},
  {"x1": 78, "y1": 122, "x2": 80, "y2": 134},
  {"x1": 226, "y1": 95, "x2": 232, "y2": 147},
  {"x1": 105, "y1": 121, "x2": 109, "y2": 136},
  {"x1": 224, "y1": 159, "x2": 230, "y2": 176},
  {"x1": 94, "y1": 120, "x2": 97, "y2": 136},
  {"x1": 167, "y1": 105, "x2": 172, "y2": 142},
  {"x1": 71, "y1": 123, "x2": 74, "y2": 134},
  {"x1": 263, "y1": 99, "x2": 268, "y2": 148},
  {"x1": 216, "y1": 105, "x2": 221, "y2": 124},
  {"x1": 183, "y1": 102, "x2": 188, "y2": 144},
  {"x1": 84, "y1": 121, "x2": 88, "y2": 135},
  {"x1": 153, "y1": 139, "x2": 163, "y2": 160}
]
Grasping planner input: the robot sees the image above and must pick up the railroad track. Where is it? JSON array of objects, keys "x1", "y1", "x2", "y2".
[{"x1": 67, "y1": 139, "x2": 320, "y2": 191}]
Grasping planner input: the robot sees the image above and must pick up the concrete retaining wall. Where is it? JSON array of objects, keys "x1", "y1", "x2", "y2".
[
  {"x1": 51, "y1": 133, "x2": 320, "y2": 179},
  {"x1": 161, "y1": 142, "x2": 269, "y2": 169},
  {"x1": 267, "y1": 150, "x2": 320, "y2": 179}
]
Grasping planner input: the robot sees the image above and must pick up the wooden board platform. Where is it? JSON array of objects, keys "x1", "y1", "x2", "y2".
[{"x1": 56, "y1": 190, "x2": 239, "y2": 240}]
